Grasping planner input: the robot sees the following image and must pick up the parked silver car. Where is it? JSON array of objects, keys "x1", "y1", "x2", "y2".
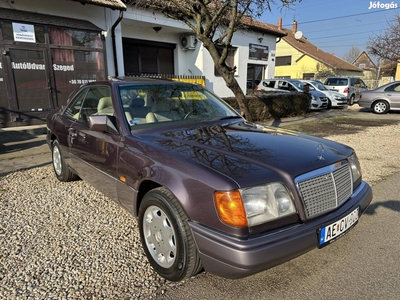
[
  {"x1": 323, "y1": 77, "x2": 368, "y2": 105},
  {"x1": 301, "y1": 80, "x2": 347, "y2": 109},
  {"x1": 255, "y1": 79, "x2": 329, "y2": 110},
  {"x1": 358, "y1": 81, "x2": 400, "y2": 114}
]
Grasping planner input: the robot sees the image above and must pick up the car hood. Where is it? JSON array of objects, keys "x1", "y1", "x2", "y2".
[
  {"x1": 309, "y1": 89, "x2": 328, "y2": 98},
  {"x1": 135, "y1": 121, "x2": 353, "y2": 187}
]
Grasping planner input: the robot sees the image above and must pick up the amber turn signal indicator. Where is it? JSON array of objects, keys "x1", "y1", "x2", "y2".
[{"x1": 214, "y1": 190, "x2": 248, "y2": 227}]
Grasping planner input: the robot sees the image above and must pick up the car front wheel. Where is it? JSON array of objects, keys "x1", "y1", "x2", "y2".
[
  {"x1": 372, "y1": 100, "x2": 390, "y2": 114},
  {"x1": 52, "y1": 140, "x2": 77, "y2": 182},
  {"x1": 138, "y1": 187, "x2": 203, "y2": 281}
]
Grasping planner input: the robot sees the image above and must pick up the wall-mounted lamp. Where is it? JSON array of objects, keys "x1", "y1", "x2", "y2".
[
  {"x1": 258, "y1": 37, "x2": 263, "y2": 43},
  {"x1": 101, "y1": 30, "x2": 108, "y2": 38},
  {"x1": 153, "y1": 27, "x2": 162, "y2": 33}
]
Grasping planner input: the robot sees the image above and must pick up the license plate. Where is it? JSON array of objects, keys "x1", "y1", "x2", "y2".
[{"x1": 318, "y1": 207, "x2": 359, "y2": 247}]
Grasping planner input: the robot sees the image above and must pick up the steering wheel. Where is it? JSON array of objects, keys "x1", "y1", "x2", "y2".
[{"x1": 183, "y1": 110, "x2": 195, "y2": 119}]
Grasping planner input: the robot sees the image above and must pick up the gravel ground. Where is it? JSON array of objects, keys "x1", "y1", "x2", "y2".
[
  {"x1": 323, "y1": 123, "x2": 400, "y2": 186},
  {"x1": 1, "y1": 122, "x2": 400, "y2": 299}
]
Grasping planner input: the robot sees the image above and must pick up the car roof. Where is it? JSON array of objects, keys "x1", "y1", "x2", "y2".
[{"x1": 83, "y1": 77, "x2": 201, "y2": 88}]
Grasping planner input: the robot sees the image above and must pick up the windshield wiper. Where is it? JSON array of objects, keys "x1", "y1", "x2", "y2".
[{"x1": 217, "y1": 115, "x2": 242, "y2": 120}]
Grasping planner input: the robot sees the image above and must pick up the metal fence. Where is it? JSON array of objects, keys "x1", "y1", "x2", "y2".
[{"x1": 126, "y1": 74, "x2": 206, "y2": 86}]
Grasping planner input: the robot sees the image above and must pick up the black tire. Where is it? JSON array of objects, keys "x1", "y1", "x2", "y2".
[
  {"x1": 138, "y1": 187, "x2": 203, "y2": 281},
  {"x1": 348, "y1": 95, "x2": 355, "y2": 106},
  {"x1": 372, "y1": 100, "x2": 390, "y2": 114},
  {"x1": 52, "y1": 140, "x2": 77, "y2": 182},
  {"x1": 327, "y1": 100, "x2": 332, "y2": 109}
]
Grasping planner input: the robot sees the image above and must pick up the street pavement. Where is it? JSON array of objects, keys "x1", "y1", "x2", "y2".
[{"x1": 0, "y1": 124, "x2": 50, "y2": 177}]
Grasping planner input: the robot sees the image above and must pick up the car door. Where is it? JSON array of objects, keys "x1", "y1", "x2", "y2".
[
  {"x1": 67, "y1": 85, "x2": 122, "y2": 201},
  {"x1": 384, "y1": 82, "x2": 400, "y2": 109}
]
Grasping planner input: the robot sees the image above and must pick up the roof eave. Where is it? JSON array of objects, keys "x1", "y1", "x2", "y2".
[{"x1": 67, "y1": 0, "x2": 127, "y2": 11}]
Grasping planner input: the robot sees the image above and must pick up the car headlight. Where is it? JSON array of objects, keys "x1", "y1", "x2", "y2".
[
  {"x1": 214, "y1": 183, "x2": 296, "y2": 227},
  {"x1": 348, "y1": 153, "x2": 362, "y2": 183}
]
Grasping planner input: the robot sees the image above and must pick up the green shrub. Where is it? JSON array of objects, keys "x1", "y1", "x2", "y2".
[{"x1": 223, "y1": 91, "x2": 311, "y2": 121}]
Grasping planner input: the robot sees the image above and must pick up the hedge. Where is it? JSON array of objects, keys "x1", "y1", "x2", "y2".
[{"x1": 223, "y1": 91, "x2": 311, "y2": 121}]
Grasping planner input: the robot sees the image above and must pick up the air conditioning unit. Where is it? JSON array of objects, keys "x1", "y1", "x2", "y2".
[{"x1": 181, "y1": 34, "x2": 197, "y2": 50}]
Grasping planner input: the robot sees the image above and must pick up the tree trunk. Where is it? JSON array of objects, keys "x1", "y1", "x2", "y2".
[
  {"x1": 201, "y1": 39, "x2": 253, "y2": 122},
  {"x1": 223, "y1": 76, "x2": 253, "y2": 122}
]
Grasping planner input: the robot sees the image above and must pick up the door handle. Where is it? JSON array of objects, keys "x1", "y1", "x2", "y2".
[{"x1": 68, "y1": 128, "x2": 77, "y2": 137}]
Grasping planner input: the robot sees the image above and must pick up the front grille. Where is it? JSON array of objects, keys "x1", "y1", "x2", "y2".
[{"x1": 295, "y1": 163, "x2": 353, "y2": 219}]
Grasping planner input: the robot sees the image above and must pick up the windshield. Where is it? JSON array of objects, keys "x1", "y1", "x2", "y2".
[
  {"x1": 118, "y1": 84, "x2": 241, "y2": 128},
  {"x1": 311, "y1": 81, "x2": 328, "y2": 90},
  {"x1": 290, "y1": 80, "x2": 305, "y2": 90}
]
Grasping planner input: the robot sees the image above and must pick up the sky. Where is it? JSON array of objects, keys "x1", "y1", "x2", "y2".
[{"x1": 260, "y1": 0, "x2": 400, "y2": 63}]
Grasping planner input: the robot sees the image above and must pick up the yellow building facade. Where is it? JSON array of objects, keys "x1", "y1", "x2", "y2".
[{"x1": 273, "y1": 20, "x2": 363, "y2": 80}]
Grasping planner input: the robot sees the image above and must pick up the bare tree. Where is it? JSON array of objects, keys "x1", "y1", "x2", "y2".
[
  {"x1": 342, "y1": 46, "x2": 361, "y2": 63},
  {"x1": 367, "y1": 14, "x2": 400, "y2": 62},
  {"x1": 134, "y1": 0, "x2": 301, "y2": 122}
]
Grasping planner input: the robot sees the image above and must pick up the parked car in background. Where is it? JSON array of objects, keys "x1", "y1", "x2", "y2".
[
  {"x1": 358, "y1": 81, "x2": 400, "y2": 114},
  {"x1": 46, "y1": 78, "x2": 372, "y2": 282},
  {"x1": 255, "y1": 78, "x2": 329, "y2": 110},
  {"x1": 323, "y1": 77, "x2": 368, "y2": 105},
  {"x1": 301, "y1": 80, "x2": 347, "y2": 109}
]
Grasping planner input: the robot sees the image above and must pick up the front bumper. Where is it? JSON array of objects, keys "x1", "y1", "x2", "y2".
[
  {"x1": 190, "y1": 181, "x2": 372, "y2": 279},
  {"x1": 331, "y1": 99, "x2": 348, "y2": 107}
]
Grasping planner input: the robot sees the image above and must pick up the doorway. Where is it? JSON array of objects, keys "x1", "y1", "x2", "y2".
[
  {"x1": 247, "y1": 64, "x2": 264, "y2": 93},
  {"x1": 2, "y1": 46, "x2": 53, "y2": 124}
]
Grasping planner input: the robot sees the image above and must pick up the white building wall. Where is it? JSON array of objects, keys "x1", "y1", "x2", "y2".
[{"x1": 121, "y1": 8, "x2": 278, "y2": 97}]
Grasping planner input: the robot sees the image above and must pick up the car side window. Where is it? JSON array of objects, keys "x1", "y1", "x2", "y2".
[
  {"x1": 64, "y1": 88, "x2": 89, "y2": 121},
  {"x1": 262, "y1": 80, "x2": 275, "y2": 88},
  {"x1": 278, "y1": 81, "x2": 288, "y2": 90},
  {"x1": 64, "y1": 86, "x2": 112, "y2": 125},
  {"x1": 385, "y1": 83, "x2": 400, "y2": 92},
  {"x1": 287, "y1": 83, "x2": 297, "y2": 91}
]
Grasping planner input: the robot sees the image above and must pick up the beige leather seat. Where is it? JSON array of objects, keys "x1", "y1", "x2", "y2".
[
  {"x1": 97, "y1": 97, "x2": 114, "y2": 115},
  {"x1": 146, "y1": 100, "x2": 181, "y2": 123},
  {"x1": 127, "y1": 97, "x2": 149, "y2": 118}
]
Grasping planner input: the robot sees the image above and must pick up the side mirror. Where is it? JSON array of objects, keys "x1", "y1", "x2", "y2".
[{"x1": 89, "y1": 115, "x2": 119, "y2": 134}]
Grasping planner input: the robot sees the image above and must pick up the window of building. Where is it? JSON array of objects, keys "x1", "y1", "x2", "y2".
[
  {"x1": 276, "y1": 56, "x2": 292, "y2": 66},
  {"x1": 122, "y1": 38, "x2": 175, "y2": 76},
  {"x1": 49, "y1": 28, "x2": 102, "y2": 48},
  {"x1": 302, "y1": 73, "x2": 315, "y2": 80},
  {"x1": 214, "y1": 46, "x2": 237, "y2": 76}
]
